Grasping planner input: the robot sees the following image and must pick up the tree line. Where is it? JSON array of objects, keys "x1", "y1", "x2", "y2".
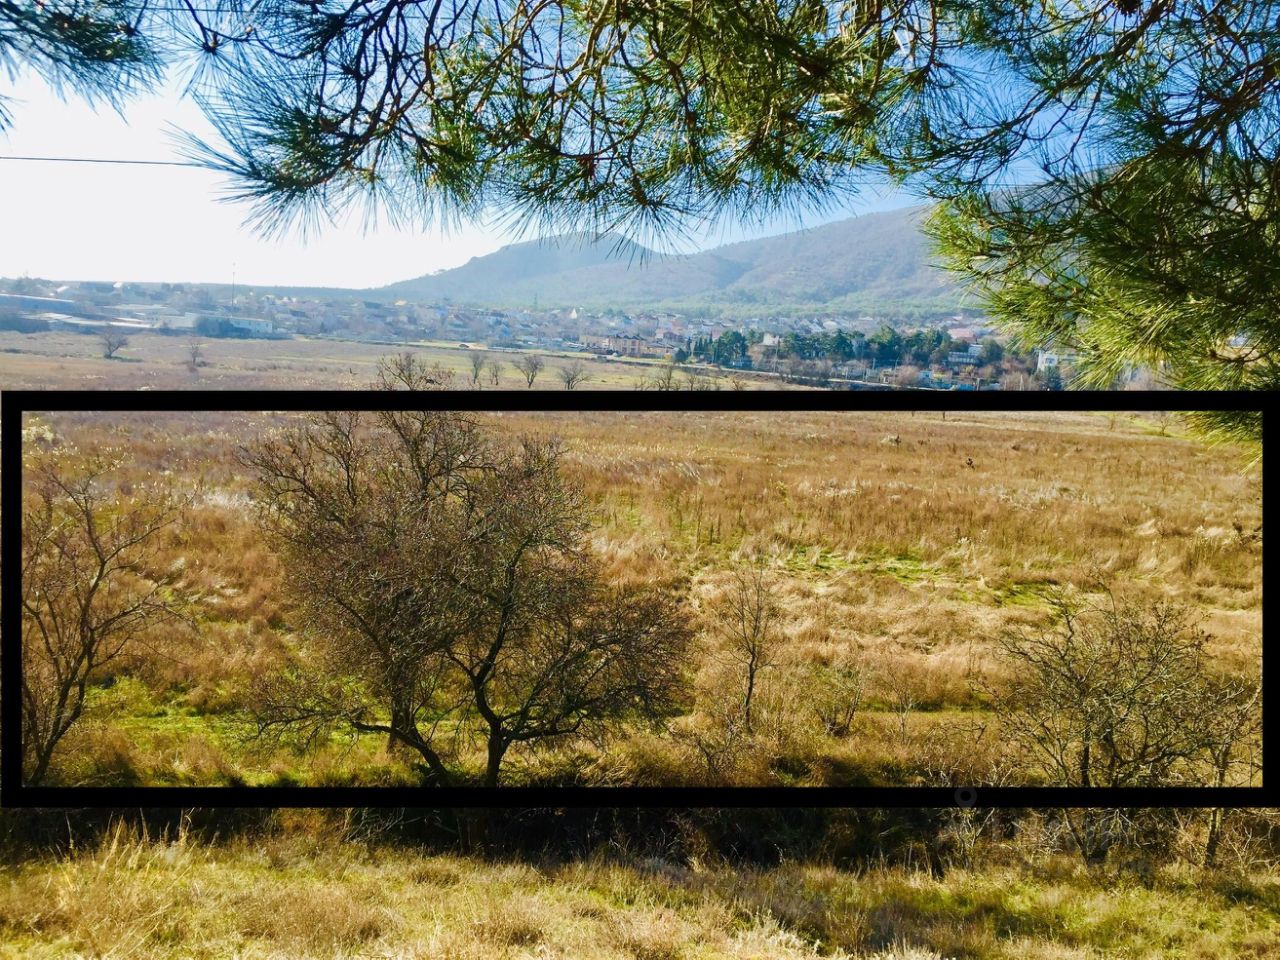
[{"x1": 677, "y1": 328, "x2": 1013, "y2": 368}]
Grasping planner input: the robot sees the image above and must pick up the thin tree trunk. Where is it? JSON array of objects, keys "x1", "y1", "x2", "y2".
[
  {"x1": 1205, "y1": 808, "x2": 1225, "y2": 868},
  {"x1": 382, "y1": 706, "x2": 453, "y2": 786},
  {"x1": 414, "y1": 748, "x2": 452, "y2": 786},
  {"x1": 1064, "y1": 809, "x2": 1110, "y2": 867},
  {"x1": 485, "y1": 735, "x2": 508, "y2": 787},
  {"x1": 28, "y1": 746, "x2": 54, "y2": 787}
]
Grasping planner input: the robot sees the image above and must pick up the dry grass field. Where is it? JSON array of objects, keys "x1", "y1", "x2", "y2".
[
  {"x1": 21, "y1": 407, "x2": 1261, "y2": 789},
  {"x1": 0, "y1": 330, "x2": 772, "y2": 390},
  {"x1": 7, "y1": 401, "x2": 1274, "y2": 960}
]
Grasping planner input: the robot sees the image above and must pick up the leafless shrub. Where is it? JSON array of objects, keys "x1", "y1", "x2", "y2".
[
  {"x1": 809, "y1": 662, "x2": 866, "y2": 738},
  {"x1": 991, "y1": 584, "x2": 1262, "y2": 864},
  {"x1": 681, "y1": 368, "x2": 720, "y2": 391},
  {"x1": 376, "y1": 352, "x2": 455, "y2": 389},
  {"x1": 671, "y1": 696, "x2": 753, "y2": 786},
  {"x1": 558, "y1": 359, "x2": 591, "y2": 390},
  {"x1": 640, "y1": 363, "x2": 680, "y2": 391},
  {"x1": 882, "y1": 674, "x2": 919, "y2": 746},
  {"x1": 21, "y1": 455, "x2": 189, "y2": 784}
]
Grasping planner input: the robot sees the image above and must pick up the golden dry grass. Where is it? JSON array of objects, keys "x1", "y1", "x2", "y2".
[
  {"x1": 0, "y1": 823, "x2": 1277, "y2": 960},
  {"x1": 22, "y1": 409, "x2": 1262, "y2": 787}
]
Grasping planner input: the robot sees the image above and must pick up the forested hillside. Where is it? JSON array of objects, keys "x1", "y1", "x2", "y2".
[{"x1": 383, "y1": 207, "x2": 967, "y2": 319}]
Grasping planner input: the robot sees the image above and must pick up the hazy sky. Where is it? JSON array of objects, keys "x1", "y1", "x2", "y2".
[{"x1": 2, "y1": 73, "x2": 917, "y2": 289}]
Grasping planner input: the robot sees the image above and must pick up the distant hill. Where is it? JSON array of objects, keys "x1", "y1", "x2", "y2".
[{"x1": 380, "y1": 206, "x2": 973, "y2": 319}]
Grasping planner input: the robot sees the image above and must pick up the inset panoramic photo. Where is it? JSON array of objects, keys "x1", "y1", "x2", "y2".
[{"x1": 17, "y1": 398, "x2": 1262, "y2": 791}]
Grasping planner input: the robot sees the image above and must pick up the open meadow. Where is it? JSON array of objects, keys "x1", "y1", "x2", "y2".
[{"x1": 19, "y1": 403, "x2": 1261, "y2": 791}]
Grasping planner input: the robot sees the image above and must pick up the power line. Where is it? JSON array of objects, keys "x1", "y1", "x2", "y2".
[{"x1": 0, "y1": 155, "x2": 201, "y2": 167}]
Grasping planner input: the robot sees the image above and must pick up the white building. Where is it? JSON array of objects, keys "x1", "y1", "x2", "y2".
[
  {"x1": 226, "y1": 316, "x2": 275, "y2": 336},
  {"x1": 1035, "y1": 349, "x2": 1078, "y2": 372}
]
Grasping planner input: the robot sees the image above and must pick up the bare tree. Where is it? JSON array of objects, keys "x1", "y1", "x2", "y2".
[
  {"x1": 241, "y1": 404, "x2": 494, "y2": 785},
  {"x1": 21, "y1": 456, "x2": 187, "y2": 784},
  {"x1": 514, "y1": 354, "x2": 545, "y2": 388},
  {"x1": 681, "y1": 368, "x2": 720, "y2": 391},
  {"x1": 486, "y1": 358, "x2": 504, "y2": 387},
  {"x1": 1200, "y1": 676, "x2": 1263, "y2": 866},
  {"x1": 241, "y1": 405, "x2": 691, "y2": 786},
  {"x1": 674, "y1": 698, "x2": 751, "y2": 786},
  {"x1": 1151, "y1": 411, "x2": 1177, "y2": 436},
  {"x1": 98, "y1": 329, "x2": 129, "y2": 359},
  {"x1": 708, "y1": 563, "x2": 781, "y2": 734},
  {"x1": 558, "y1": 360, "x2": 591, "y2": 390},
  {"x1": 642, "y1": 363, "x2": 680, "y2": 391},
  {"x1": 783, "y1": 356, "x2": 807, "y2": 383},
  {"x1": 992, "y1": 586, "x2": 1259, "y2": 864},
  {"x1": 894, "y1": 364, "x2": 922, "y2": 388},
  {"x1": 887, "y1": 676, "x2": 919, "y2": 745},
  {"x1": 185, "y1": 339, "x2": 206, "y2": 371},
  {"x1": 376, "y1": 352, "x2": 455, "y2": 390},
  {"x1": 468, "y1": 350, "x2": 486, "y2": 387},
  {"x1": 449, "y1": 440, "x2": 689, "y2": 784}
]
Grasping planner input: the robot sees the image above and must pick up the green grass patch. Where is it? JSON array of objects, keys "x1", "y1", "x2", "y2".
[
  {"x1": 783, "y1": 545, "x2": 856, "y2": 577},
  {"x1": 848, "y1": 549, "x2": 930, "y2": 584},
  {"x1": 950, "y1": 578, "x2": 1051, "y2": 609}
]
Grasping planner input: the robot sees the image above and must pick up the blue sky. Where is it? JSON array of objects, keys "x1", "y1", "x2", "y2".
[{"x1": 1, "y1": 73, "x2": 917, "y2": 289}]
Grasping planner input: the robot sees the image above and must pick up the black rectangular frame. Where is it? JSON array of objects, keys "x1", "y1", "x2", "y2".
[{"x1": 1, "y1": 388, "x2": 1271, "y2": 809}]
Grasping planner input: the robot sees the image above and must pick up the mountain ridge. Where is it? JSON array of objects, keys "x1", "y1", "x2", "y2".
[{"x1": 380, "y1": 205, "x2": 972, "y2": 319}]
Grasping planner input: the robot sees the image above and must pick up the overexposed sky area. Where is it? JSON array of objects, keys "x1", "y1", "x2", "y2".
[{"x1": 2, "y1": 73, "x2": 917, "y2": 289}]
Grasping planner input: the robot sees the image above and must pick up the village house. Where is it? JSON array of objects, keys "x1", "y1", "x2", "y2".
[
  {"x1": 946, "y1": 342, "x2": 984, "y2": 368},
  {"x1": 581, "y1": 333, "x2": 653, "y2": 357}
]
